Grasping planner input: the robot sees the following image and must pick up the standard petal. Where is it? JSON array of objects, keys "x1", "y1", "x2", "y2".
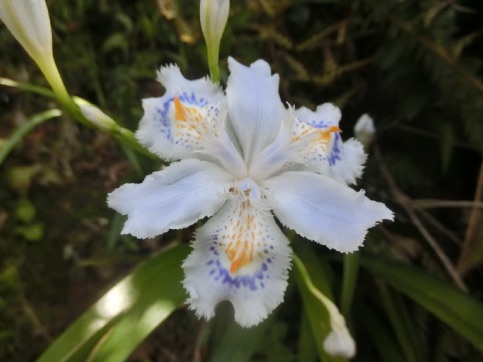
[
  {"x1": 264, "y1": 171, "x2": 393, "y2": 252},
  {"x1": 226, "y1": 57, "x2": 286, "y2": 165},
  {"x1": 107, "y1": 159, "x2": 232, "y2": 238},
  {"x1": 136, "y1": 64, "x2": 225, "y2": 160},
  {"x1": 183, "y1": 199, "x2": 291, "y2": 327}
]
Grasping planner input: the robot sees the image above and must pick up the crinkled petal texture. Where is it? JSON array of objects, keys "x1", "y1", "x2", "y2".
[
  {"x1": 136, "y1": 65, "x2": 225, "y2": 161},
  {"x1": 264, "y1": 171, "x2": 393, "y2": 252},
  {"x1": 294, "y1": 105, "x2": 366, "y2": 184},
  {"x1": 328, "y1": 136, "x2": 366, "y2": 185},
  {"x1": 226, "y1": 57, "x2": 286, "y2": 165},
  {"x1": 183, "y1": 199, "x2": 291, "y2": 327},
  {"x1": 107, "y1": 159, "x2": 232, "y2": 238}
]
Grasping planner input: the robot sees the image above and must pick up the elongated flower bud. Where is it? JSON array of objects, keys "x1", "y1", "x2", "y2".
[
  {"x1": 0, "y1": 0, "x2": 73, "y2": 108},
  {"x1": 0, "y1": 0, "x2": 53, "y2": 63},
  {"x1": 200, "y1": 0, "x2": 229, "y2": 82},
  {"x1": 75, "y1": 98, "x2": 118, "y2": 133},
  {"x1": 200, "y1": 0, "x2": 229, "y2": 45}
]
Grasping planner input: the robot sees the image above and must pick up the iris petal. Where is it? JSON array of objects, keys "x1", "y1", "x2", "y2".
[
  {"x1": 136, "y1": 65, "x2": 224, "y2": 161},
  {"x1": 226, "y1": 57, "x2": 285, "y2": 166},
  {"x1": 183, "y1": 199, "x2": 291, "y2": 327},
  {"x1": 294, "y1": 104, "x2": 366, "y2": 184},
  {"x1": 264, "y1": 171, "x2": 393, "y2": 252},
  {"x1": 107, "y1": 159, "x2": 232, "y2": 238}
]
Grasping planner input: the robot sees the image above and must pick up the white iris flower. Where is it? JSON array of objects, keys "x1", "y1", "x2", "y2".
[{"x1": 108, "y1": 57, "x2": 393, "y2": 327}]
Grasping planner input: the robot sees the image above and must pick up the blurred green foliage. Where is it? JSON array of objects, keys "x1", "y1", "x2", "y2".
[{"x1": 1, "y1": 0, "x2": 483, "y2": 361}]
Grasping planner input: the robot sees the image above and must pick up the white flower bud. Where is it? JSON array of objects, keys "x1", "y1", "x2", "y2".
[
  {"x1": 0, "y1": 0, "x2": 53, "y2": 62},
  {"x1": 200, "y1": 0, "x2": 230, "y2": 48},
  {"x1": 323, "y1": 326, "x2": 356, "y2": 358},
  {"x1": 354, "y1": 113, "x2": 375, "y2": 147},
  {"x1": 76, "y1": 98, "x2": 118, "y2": 133}
]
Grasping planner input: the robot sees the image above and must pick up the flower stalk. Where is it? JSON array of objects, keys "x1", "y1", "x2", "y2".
[{"x1": 294, "y1": 255, "x2": 356, "y2": 358}]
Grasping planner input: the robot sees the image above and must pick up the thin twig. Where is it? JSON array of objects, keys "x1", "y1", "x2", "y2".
[
  {"x1": 457, "y1": 160, "x2": 483, "y2": 274},
  {"x1": 374, "y1": 145, "x2": 468, "y2": 292},
  {"x1": 413, "y1": 199, "x2": 483, "y2": 209},
  {"x1": 416, "y1": 209, "x2": 463, "y2": 247}
]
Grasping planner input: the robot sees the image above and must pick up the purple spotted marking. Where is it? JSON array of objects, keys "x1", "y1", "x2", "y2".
[
  {"x1": 328, "y1": 133, "x2": 342, "y2": 166},
  {"x1": 308, "y1": 119, "x2": 330, "y2": 128},
  {"x1": 206, "y1": 239, "x2": 271, "y2": 291},
  {"x1": 154, "y1": 91, "x2": 210, "y2": 141}
]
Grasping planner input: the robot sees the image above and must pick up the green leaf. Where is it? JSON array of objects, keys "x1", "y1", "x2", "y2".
[
  {"x1": 356, "y1": 303, "x2": 406, "y2": 362},
  {"x1": 377, "y1": 284, "x2": 425, "y2": 362},
  {"x1": 298, "y1": 312, "x2": 318, "y2": 362},
  {"x1": 340, "y1": 252, "x2": 360, "y2": 318},
  {"x1": 361, "y1": 255, "x2": 483, "y2": 352},
  {"x1": 0, "y1": 109, "x2": 61, "y2": 166},
  {"x1": 37, "y1": 244, "x2": 189, "y2": 362},
  {"x1": 208, "y1": 303, "x2": 274, "y2": 362}
]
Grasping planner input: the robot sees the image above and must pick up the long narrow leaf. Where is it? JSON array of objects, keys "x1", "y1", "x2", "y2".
[
  {"x1": 0, "y1": 109, "x2": 62, "y2": 165},
  {"x1": 361, "y1": 255, "x2": 483, "y2": 351},
  {"x1": 208, "y1": 310, "x2": 273, "y2": 362},
  {"x1": 37, "y1": 244, "x2": 189, "y2": 361}
]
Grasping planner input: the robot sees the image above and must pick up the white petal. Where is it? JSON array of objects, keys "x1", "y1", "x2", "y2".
[
  {"x1": 328, "y1": 135, "x2": 366, "y2": 185},
  {"x1": 136, "y1": 65, "x2": 225, "y2": 160},
  {"x1": 107, "y1": 159, "x2": 232, "y2": 238},
  {"x1": 226, "y1": 57, "x2": 285, "y2": 166},
  {"x1": 183, "y1": 199, "x2": 291, "y2": 327},
  {"x1": 264, "y1": 171, "x2": 393, "y2": 252}
]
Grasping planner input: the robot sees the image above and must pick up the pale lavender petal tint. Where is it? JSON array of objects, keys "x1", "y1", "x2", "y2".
[{"x1": 107, "y1": 57, "x2": 393, "y2": 327}]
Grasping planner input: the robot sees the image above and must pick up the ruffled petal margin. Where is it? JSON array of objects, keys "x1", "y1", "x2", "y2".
[
  {"x1": 183, "y1": 199, "x2": 291, "y2": 327},
  {"x1": 107, "y1": 159, "x2": 232, "y2": 238},
  {"x1": 136, "y1": 64, "x2": 225, "y2": 161},
  {"x1": 264, "y1": 171, "x2": 393, "y2": 252},
  {"x1": 293, "y1": 104, "x2": 366, "y2": 184},
  {"x1": 328, "y1": 136, "x2": 366, "y2": 185}
]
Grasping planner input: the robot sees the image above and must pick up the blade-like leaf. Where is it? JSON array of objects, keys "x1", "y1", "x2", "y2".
[
  {"x1": 361, "y1": 255, "x2": 483, "y2": 352},
  {"x1": 340, "y1": 252, "x2": 360, "y2": 318},
  {"x1": 208, "y1": 309, "x2": 274, "y2": 362},
  {"x1": 0, "y1": 109, "x2": 62, "y2": 166},
  {"x1": 37, "y1": 244, "x2": 189, "y2": 362}
]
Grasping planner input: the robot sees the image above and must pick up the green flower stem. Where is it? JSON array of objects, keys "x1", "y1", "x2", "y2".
[
  {"x1": 1, "y1": 77, "x2": 155, "y2": 159},
  {"x1": 207, "y1": 42, "x2": 221, "y2": 83},
  {"x1": 293, "y1": 255, "x2": 345, "y2": 330},
  {"x1": 0, "y1": 77, "x2": 54, "y2": 98},
  {"x1": 36, "y1": 56, "x2": 90, "y2": 127},
  {"x1": 340, "y1": 252, "x2": 360, "y2": 318}
]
